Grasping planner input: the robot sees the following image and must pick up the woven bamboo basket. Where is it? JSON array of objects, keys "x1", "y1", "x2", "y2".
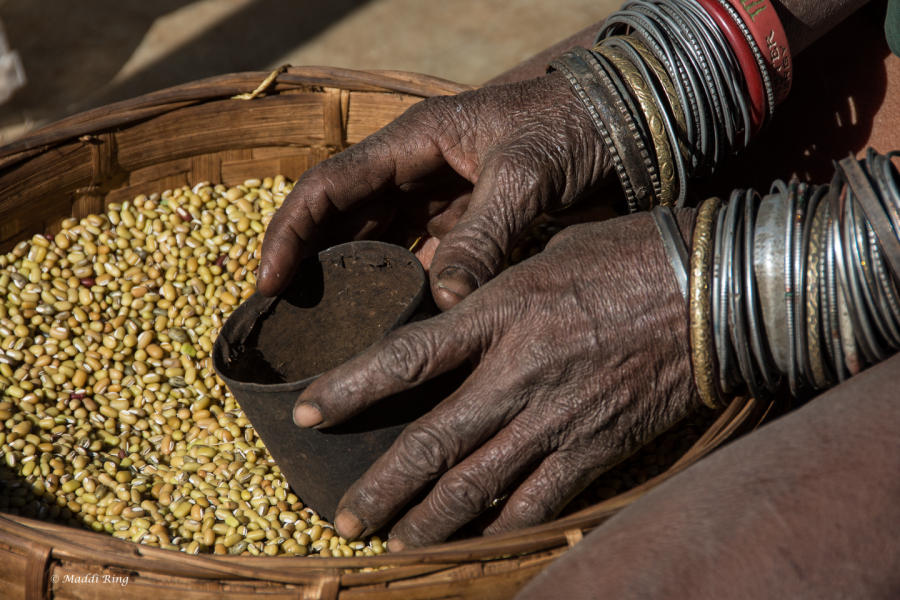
[{"x1": 0, "y1": 66, "x2": 762, "y2": 599}]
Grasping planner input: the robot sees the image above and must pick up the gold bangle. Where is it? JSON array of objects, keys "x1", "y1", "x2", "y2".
[
  {"x1": 594, "y1": 45, "x2": 676, "y2": 208},
  {"x1": 619, "y1": 35, "x2": 690, "y2": 164},
  {"x1": 690, "y1": 196, "x2": 723, "y2": 409}
]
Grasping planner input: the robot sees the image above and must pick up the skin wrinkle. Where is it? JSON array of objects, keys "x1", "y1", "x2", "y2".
[
  {"x1": 380, "y1": 328, "x2": 437, "y2": 387},
  {"x1": 488, "y1": 149, "x2": 544, "y2": 215},
  {"x1": 560, "y1": 402, "x2": 622, "y2": 454},
  {"x1": 345, "y1": 370, "x2": 509, "y2": 534},
  {"x1": 435, "y1": 463, "x2": 502, "y2": 519},
  {"x1": 395, "y1": 420, "x2": 543, "y2": 544},
  {"x1": 277, "y1": 197, "x2": 320, "y2": 262},
  {"x1": 557, "y1": 445, "x2": 606, "y2": 489},
  {"x1": 445, "y1": 390, "x2": 512, "y2": 443},
  {"x1": 365, "y1": 136, "x2": 400, "y2": 194},
  {"x1": 431, "y1": 154, "x2": 543, "y2": 286},
  {"x1": 349, "y1": 436, "x2": 440, "y2": 530},
  {"x1": 446, "y1": 125, "x2": 492, "y2": 179},
  {"x1": 315, "y1": 373, "x2": 357, "y2": 427},
  {"x1": 568, "y1": 224, "x2": 690, "y2": 443},
  {"x1": 460, "y1": 218, "x2": 511, "y2": 282},
  {"x1": 500, "y1": 478, "x2": 554, "y2": 527},
  {"x1": 420, "y1": 363, "x2": 508, "y2": 441},
  {"x1": 396, "y1": 422, "x2": 457, "y2": 479},
  {"x1": 314, "y1": 174, "x2": 358, "y2": 234},
  {"x1": 496, "y1": 450, "x2": 588, "y2": 530},
  {"x1": 322, "y1": 151, "x2": 379, "y2": 209},
  {"x1": 514, "y1": 135, "x2": 572, "y2": 206},
  {"x1": 466, "y1": 303, "x2": 504, "y2": 354},
  {"x1": 384, "y1": 408, "x2": 506, "y2": 540},
  {"x1": 508, "y1": 403, "x2": 564, "y2": 456},
  {"x1": 570, "y1": 277, "x2": 605, "y2": 362},
  {"x1": 584, "y1": 388, "x2": 639, "y2": 449},
  {"x1": 423, "y1": 105, "x2": 477, "y2": 173},
  {"x1": 416, "y1": 98, "x2": 462, "y2": 140}
]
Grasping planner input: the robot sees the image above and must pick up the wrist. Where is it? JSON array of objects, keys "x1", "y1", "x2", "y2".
[{"x1": 543, "y1": 69, "x2": 618, "y2": 194}]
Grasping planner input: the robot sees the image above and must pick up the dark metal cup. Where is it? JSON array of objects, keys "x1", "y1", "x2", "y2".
[{"x1": 213, "y1": 241, "x2": 449, "y2": 521}]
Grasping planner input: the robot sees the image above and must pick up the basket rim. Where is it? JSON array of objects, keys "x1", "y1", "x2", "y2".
[{"x1": 0, "y1": 66, "x2": 475, "y2": 165}]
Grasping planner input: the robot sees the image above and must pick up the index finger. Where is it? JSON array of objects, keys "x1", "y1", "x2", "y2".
[
  {"x1": 292, "y1": 306, "x2": 488, "y2": 429},
  {"x1": 258, "y1": 104, "x2": 449, "y2": 296}
]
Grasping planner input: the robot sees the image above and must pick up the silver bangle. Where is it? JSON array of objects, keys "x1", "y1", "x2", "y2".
[{"x1": 650, "y1": 205, "x2": 690, "y2": 303}]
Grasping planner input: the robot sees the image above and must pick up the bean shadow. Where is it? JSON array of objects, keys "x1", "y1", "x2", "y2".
[{"x1": 0, "y1": 460, "x2": 90, "y2": 530}]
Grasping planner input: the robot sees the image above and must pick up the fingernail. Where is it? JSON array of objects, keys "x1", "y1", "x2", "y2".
[
  {"x1": 335, "y1": 509, "x2": 364, "y2": 539},
  {"x1": 293, "y1": 402, "x2": 323, "y2": 428},
  {"x1": 436, "y1": 266, "x2": 478, "y2": 300},
  {"x1": 387, "y1": 537, "x2": 406, "y2": 552}
]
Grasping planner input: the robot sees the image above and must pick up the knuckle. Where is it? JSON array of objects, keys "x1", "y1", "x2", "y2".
[
  {"x1": 414, "y1": 95, "x2": 470, "y2": 148},
  {"x1": 417, "y1": 94, "x2": 454, "y2": 116},
  {"x1": 503, "y1": 494, "x2": 545, "y2": 528},
  {"x1": 379, "y1": 328, "x2": 433, "y2": 386},
  {"x1": 432, "y1": 468, "x2": 496, "y2": 519},
  {"x1": 397, "y1": 96, "x2": 453, "y2": 133},
  {"x1": 484, "y1": 152, "x2": 547, "y2": 225},
  {"x1": 396, "y1": 421, "x2": 452, "y2": 479},
  {"x1": 295, "y1": 161, "x2": 335, "y2": 195},
  {"x1": 391, "y1": 518, "x2": 431, "y2": 548},
  {"x1": 491, "y1": 153, "x2": 542, "y2": 198},
  {"x1": 285, "y1": 170, "x2": 336, "y2": 217},
  {"x1": 443, "y1": 221, "x2": 505, "y2": 281}
]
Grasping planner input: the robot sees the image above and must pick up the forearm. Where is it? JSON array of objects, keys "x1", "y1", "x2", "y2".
[
  {"x1": 486, "y1": 0, "x2": 868, "y2": 85},
  {"x1": 517, "y1": 351, "x2": 900, "y2": 599}
]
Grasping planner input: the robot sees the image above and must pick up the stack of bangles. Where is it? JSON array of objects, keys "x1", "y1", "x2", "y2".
[
  {"x1": 551, "y1": 0, "x2": 791, "y2": 210},
  {"x1": 677, "y1": 149, "x2": 900, "y2": 409}
]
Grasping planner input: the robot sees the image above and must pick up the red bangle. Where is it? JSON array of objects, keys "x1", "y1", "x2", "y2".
[
  {"x1": 696, "y1": 0, "x2": 767, "y2": 136},
  {"x1": 725, "y1": 0, "x2": 792, "y2": 104}
]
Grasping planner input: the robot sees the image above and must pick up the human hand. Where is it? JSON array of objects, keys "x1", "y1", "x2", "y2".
[
  {"x1": 292, "y1": 210, "x2": 700, "y2": 549},
  {"x1": 258, "y1": 72, "x2": 613, "y2": 310}
]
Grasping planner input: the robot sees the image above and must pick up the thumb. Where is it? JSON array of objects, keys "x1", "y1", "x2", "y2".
[{"x1": 429, "y1": 154, "x2": 544, "y2": 310}]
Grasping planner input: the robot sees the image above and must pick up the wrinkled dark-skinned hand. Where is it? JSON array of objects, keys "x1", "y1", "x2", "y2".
[
  {"x1": 292, "y1": 209, "x2": 701, "y2": 549},
  {"x1": 258, "y1": 71, "x2": 613, "y2": 310}
]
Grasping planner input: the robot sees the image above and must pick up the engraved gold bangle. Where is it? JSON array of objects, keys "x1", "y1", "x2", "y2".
[
  {"x1": 690, "y1": 196, "x2": 724, "y2": 409},
  {"x1": 594, "y1": 45, "x2": 676, "y2": 208},
  {"x1": 620, "y1": 35, "x2": 690, "y2": 165}
]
